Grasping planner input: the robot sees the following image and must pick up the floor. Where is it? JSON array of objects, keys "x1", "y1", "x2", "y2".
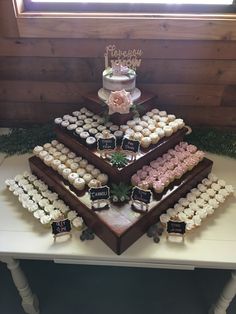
[{"x1": 1, "y1": 260, "x2": 236, "y2": 314}]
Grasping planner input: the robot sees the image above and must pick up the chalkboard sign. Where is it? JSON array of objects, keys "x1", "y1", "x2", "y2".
[
  {"x1": 51, "y1": 219, "x2": 72, "y2": 236},
  {"x1": 131, "y1": 187, "x2": 152, "y2": 204},
  {"x1": 97, "y1": 137, "x2": 116, "y2": 151},
  {"x1": 167, "y1": 221, "x2": 186, "y2": 235},
  {"x1": 121, "y1": 138, "x2": 140, "y2": 153},
  {"x1": 89, "y1": 186, "x2": 110, "y2": 201}
]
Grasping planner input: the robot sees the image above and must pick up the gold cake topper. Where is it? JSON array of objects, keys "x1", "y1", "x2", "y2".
[{"x1": 104, "y1": 45, "x2": 143, "y2": 71}]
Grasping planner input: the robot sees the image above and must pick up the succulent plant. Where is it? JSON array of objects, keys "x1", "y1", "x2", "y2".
[
  {"x1": 110, "y1": 152, "x2": 129, "y2": 168},
  {"x1": 110, "y1": 182, "x2": 132, "y2": 203}
]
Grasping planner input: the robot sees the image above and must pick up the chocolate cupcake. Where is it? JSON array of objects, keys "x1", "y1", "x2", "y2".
[
  {"x1": 89, "y1": 128, "x2": 98, "y2": 136},
  {"x1": 110, "y1": 125, "x2": 119, "y2": 133},
  {"x1": 80, "y1": 131, "x2": 90, "y2": 144},
  {"x1": 86, "y1": 136, "x2": 97, "y2": 149},
  {"x1": 114, "y1": 130, "x2": 124, "y2": 146},
  {"x1": 76, "y1": 120, "x2": 84, "y2": 127}
]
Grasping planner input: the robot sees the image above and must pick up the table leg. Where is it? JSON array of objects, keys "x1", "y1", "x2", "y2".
[
  {"x1": 1, "y1": 257, "x2": 40, "y2": 314},
  {"x1": 209, "y1": 270, "x2": 236, "y2": 314}
]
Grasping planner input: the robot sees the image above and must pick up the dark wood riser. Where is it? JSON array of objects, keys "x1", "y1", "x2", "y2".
[
  {"x1": 29, "y1": 156, "x2": 213, "y2": 255},
  {"x1": 55, "y1": 126, "x2": 188, "y2": 184}
]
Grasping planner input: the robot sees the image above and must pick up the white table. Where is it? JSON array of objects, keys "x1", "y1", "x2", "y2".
[{"x1": 0, "y1": 153, "x2": 236, "y2": 314}]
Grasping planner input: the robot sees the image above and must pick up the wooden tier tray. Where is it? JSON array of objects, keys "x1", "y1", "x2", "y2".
[
  {"x1": 55, "y1": 126, "x2": 188, "y2": 184},
  {"x1": 29, "y1": 156, "x2": 213, "y2": 255},
  {"x1": 83, "y1": 92, "x2": 157, "y2": 125}
]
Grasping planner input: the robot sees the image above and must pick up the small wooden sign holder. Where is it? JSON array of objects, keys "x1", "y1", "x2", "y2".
[
  {"x1": 89, "y1": 183, "x2": 110, "y2": 211},
  {"x1": 131, "y1": 186, "x2": 152, "y2": 213},
  {"x1": 121, "y1": 136, "x2": 140, "y2": 162},
  {"x1": 51, "y1": 216, "x2": 72, "y2": 242},
  {"x1": 97, "y1": 130, "x2": 117, "y2": 159},
  {"x1": 166, "y1": 220, "x2": 186, "y2": 242}
]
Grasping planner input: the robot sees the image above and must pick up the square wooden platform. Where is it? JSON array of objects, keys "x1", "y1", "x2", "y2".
[{"x1": 29, "y1": 156, "x2": 213, "y2": 255}]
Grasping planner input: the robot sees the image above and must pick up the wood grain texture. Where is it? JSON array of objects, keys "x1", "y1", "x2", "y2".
[
  {"x1": 17, "y1": 15, "x2": 236, "y2": 40},
  {"x1": 1, "y1": 57, "x2": 236, "y2": 85},
  {"x1": 1, "y1": 38, "x2": 236, "y2": 60},
  {"x1": 0, "y1": 81, "x2": 224, "y2": 107},
  {"x1": 0, "y1": 0, "x2": 19, "y2": 37},
  {"x1": 221, "y1": 85, "x2": 236, "y2": 106}
]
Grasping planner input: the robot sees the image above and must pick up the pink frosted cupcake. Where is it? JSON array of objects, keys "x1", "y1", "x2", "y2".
[
  {"x1": 153, "y1": 180, "x2": 165, "y2": 193},
  {"x1": 186, "y1": 144, "x2": 197, "y2": 154},
  {"x1": 131, "y1": 174, "x2": 141, "y2": 186}
]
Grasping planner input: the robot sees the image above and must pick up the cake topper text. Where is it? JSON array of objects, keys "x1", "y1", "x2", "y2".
[{"x1": 104, "y1": 45, "x2": 143, "y2": 71}]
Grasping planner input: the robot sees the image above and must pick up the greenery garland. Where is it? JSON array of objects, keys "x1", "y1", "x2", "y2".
[
  {"x1": 0, "y1": 124, "x2": 55, "y2": 156},
  {"x1": 0, "y1": 125, "x2": 235, "y2": 159},
  {"x1": 187, "y1": 127, "x2": 236, "y2": 159}
]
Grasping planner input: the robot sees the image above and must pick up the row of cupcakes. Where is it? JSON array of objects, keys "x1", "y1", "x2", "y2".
[
  {"x1": 122, "y1": 108, "x2": 185, "y2": 149},
  {"x1": 54, "y1": 107, "x2": 124, "y2": 148},
  {"x1": 131, "y1": 142, "x2": 205, "y2": 193},
  {"x1": 54, "y1": 106, "x2": 186, "y2": 150},
  {"x1": 5, "y1": 171, "x2": 84, "y2": 230},
  {"x1": 160, "y1": 173, "x2": 234, "y2": 231},
  {"x1": 33, "y1": 140, "x2": 109, "y2": 191}
]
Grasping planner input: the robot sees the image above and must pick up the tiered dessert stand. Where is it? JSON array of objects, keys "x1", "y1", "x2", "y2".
[{"x1": 29, "y1": 92, "x2": 213, "y2": 254}]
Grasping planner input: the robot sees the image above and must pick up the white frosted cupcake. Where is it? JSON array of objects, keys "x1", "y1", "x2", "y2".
[
  {"x1": 56, "y1": 143, "x2": 64, "y2": 151},
  {"x1": 163, "y1": 126, "x2": 173, "y2": 137},
  {"x1": 197, "y1": 184, "x2": 207, "y2": 193},
  {"x1": 43, "y1": 155, "x2": 54, "y2": 167},
  {"x1": 166, "y1": 208, "x2": 177, "y2": 218},
  {"x1": 178, "y1": 212, "x2": 187, "y2": 222},
  {"x1": 186, "y1": 219, "x2": 195, "y2": 231},
  {"x1": 77, "y1": 168, "x2": 86, "y2": 177},
  {"x1": 86, "y1": 164, "x2": 95, "y2": 173},
  {"x1": 193, "y1": 214, "x2": 202, "y2": 226},
  {"x1": 57, "y1": 164, "x2": 66, "y2": 175},
  {"x1": 51, "y1": 140, "x2": 59, "y2": 147},
  {"x1": 141, "y1": 137, "x2": 151, "y2": 149},
  {"x1": 83, "y1": 173, "x2": 93, "y2": 184},
  {"x1": 91, "y1": 168, "x2": 101, "y2": 178},
  {"x1": 39, "y1": 150, "x2": 48, "y2": 160},
  {"x1": 68, "y1": 173, "x2": 78, "y2": 184},
  {"x1": 67, "y1": 210, "x2": 78, "y2": 221},
  {"x1": 34, "y1": 210, "x2": 45, "y2": 219},
  {"x1": 97, "y1": 173, "x2": 108, "y2": 185},
  {"x1": 50, "y1": 209, "x2": 63, "y2": 221},
  {"x1": 155, "y1": 128, "x2": 165, "y2": 138},
  {"x1": 73, "y1": 178, "x2": 86, "y2": 191},
  {"x1": 79, "y1": 159, "x2": 88, "y2": 168},
  {"x1": 208, "y1": 173, "x2": 218, "y2": 182},
  {"x1": 65, "y1": 159, "x2": 74, "y2": 168},
  {"x1": 51, "y1": 159, "x2": 61, "y2": 171},
  {"x1": 211, "y1": 183, "x2": 221, "y2": 192},
  {"x1": 160, "y1": 213, "x2": 170, "y2": 224},
  {"x1": 225, "y1": 185, "x2": 234, "y2": 194},
  {"x1": 62, "y1": 168, "x2": 72, "y2": 180},
  {"x1": 70, "y1": 162, "x2": 79, "y2": 172},
  {"x1": 72, "y1": 217, "x2": 84, "y2": 230},
  {"x1": 149, "y1": 133, "x2": 160, "y2": 145},
  {"x1": 208, "y1": 199, "x2": 219, "y2": 209},
  {"x1": 33, "y1": 146, "x2": 44, "y2": 156},
  {"x1": 40, "y1": 215, "x2": 52, "y2": 227},
  {"x1": 205, "y1": 205, "x2": 214, "y2": 215},
  {"x1": 197, "y1": 208, "x2": 207, "y2": 219}
]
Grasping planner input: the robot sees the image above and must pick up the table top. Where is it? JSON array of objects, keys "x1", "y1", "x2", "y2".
[{"x1": 0, "y1": 152, "x2": 236, "y2": 270}]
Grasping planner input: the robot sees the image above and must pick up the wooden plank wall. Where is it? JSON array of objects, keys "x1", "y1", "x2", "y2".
[{"x1": 0, "y1": 18, "x2": 236, "y2": 127}]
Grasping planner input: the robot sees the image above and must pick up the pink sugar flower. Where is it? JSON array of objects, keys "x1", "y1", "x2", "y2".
[{"x1": 107, "y1": 89, "x2": 133, "y2": 115}]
